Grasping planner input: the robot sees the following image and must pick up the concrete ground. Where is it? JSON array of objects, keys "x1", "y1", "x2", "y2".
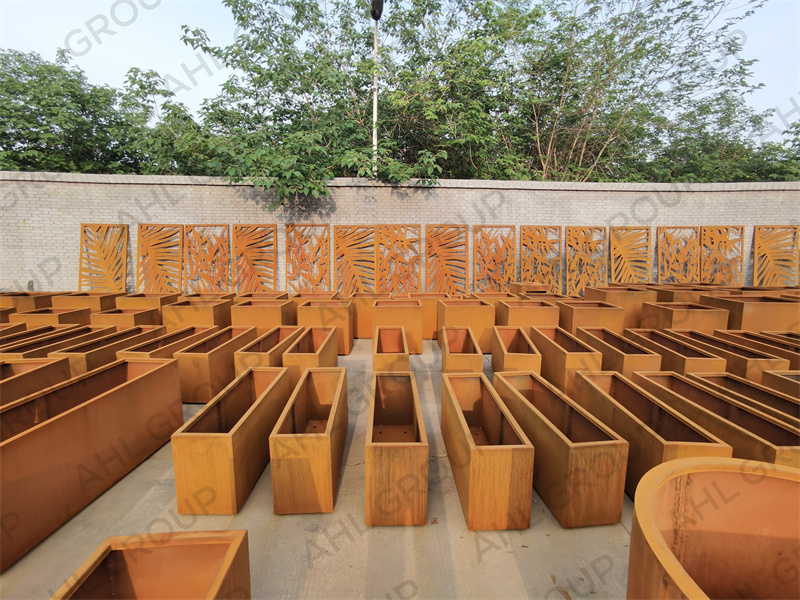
[{"x1": 0, "y1": 339, "x2": 633, "y2": 599}]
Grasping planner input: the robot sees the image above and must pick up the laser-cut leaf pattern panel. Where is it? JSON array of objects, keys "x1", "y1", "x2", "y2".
[
  {"x1": 334, "y1": 225, "x2": 376, "y2": 295},
  {"x1": 474, "y1": 226, "x2": 516, "y2": 292},
  {"x1": 79, "y1": 224, "x2": 128, "y2": 292},
  {"x1": 520, "y1": 226, "x2": 562, "y2": 293},
  {"x1": 657, "y1": 227, "x2": 700, "y2": 284},
  {"x1": 426, "y1": 225, "x2": 468, "y2": 295},
  {"x1": 610, "y1": 227, "x2": 651, "y2": 284},
  {"x1": 701, "y1": 225, "x2": 743, "y2": 285},
  {"x1": 566, "y1": 227, "x2": 607, "y2": 296},
  {"x1": 376, "y1": 225, "x2": 421, "y2": 294},
  {"x1": 286, "y1": 224, "x2": 330, "y2": 293},
  {"x1": 233, "y1": 225, "x2": 277, "y2": 293},
  {"x1": 137, "y1": 224, "x2": 183, "y2": 293},
  {"x1": 184, "y1": 225, "x2": 230, "y2": 293},
  {"x1": 753, "y1": 226, "x2": 800, "y2": 287}
]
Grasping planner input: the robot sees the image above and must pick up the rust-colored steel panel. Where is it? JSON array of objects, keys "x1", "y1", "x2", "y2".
[
  {"x1": 334, "y1": 225, "x2": 376, "y2": 295},
  {"x1": 376, "y1": 224, "x2": 421, "y2": 294},
  {"x1": 137, "y1": 223, "x2": 183, "y2": 293},
  {"x1": 184, "y1": 224, "x2": 230, "y2": 293},
  {"x1": 609, "y1": 227, "x2": 651, "y2": 284},
  {"x1": 232, "y1": 224, "x2": 278, "y2": 293},
  {"x1": 473, "y1": 225, "x2": 516, "y2": 292},
  {"x1": 78, "y1": 224, "x2": 128, "y2": 293},
  {"x1": 425, "y1": 225, "x2": 468, "y2": 295},
  {"x1": 700, "y1": 225, "x2": 743, "y2": 285},
  {"x1": 520, "y1": 226, "x2": 562, "y2": 294},
  {"x1": 565, "y1": 227, "x2": 607, "y2": 296},
  {"x1": 657, "y1": 226, "x2": 700, "y2": 284},
  {"x1": 753, "y1": 225, "x2": 799, "y2": 287},
  {"x1": 286, "y1": 224, "x2": 331, "y2": 293}
]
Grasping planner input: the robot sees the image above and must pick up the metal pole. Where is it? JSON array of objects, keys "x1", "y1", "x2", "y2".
[{"x1": 372, "y1": 19, "x2": 378, "y2": 177}]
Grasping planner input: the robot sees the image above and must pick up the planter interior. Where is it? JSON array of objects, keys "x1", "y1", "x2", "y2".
[
  {"x1": 0, "y1": 357, "x2": 73, "y2": 407},
  {"x1": 296, "y1": 300, "x2": 353, "y2": 355},
  {"x1": 9, "y1": 307, "x2": 91, "y2": 326},
  {"x1": 116, "y1": 326, "x2": 218, "y2": 359},
  {"x1": 51, "y1": 326, "x2": 166, "y2": 376},
  {"x1": 713, "y1": 330, "x2": 800, "y2": 370},
  {"x1": 761, "y1": 370, "x2": 800, "y2": 398},
  {"x1": 283, "y1": 326, "x2": 338, "y2": 387},
  {"x1": 441, "y1": 326, "x2": 483, "y2": 373},
  {"x1": 623, "y1": 329, "x2": 728, "y2": 374},
  {"x1": 491, "y1": 326, "x2": 542, "y2": 374},
  {"x1": 89, "y1": 308, "x2": 161, "y2": 328},
  {"x1": 231, "y1": 300, "x2": 294, "y2": 333},
  {"x1": 373, "y1": 326, "x2": 409, "y2": 372},
  {"x1": 372, "y1": 299, "x2": 423, "y2": 354},
  {"x1": 575, "y1": 327, "x2": 662, "y2": 378},
  {"x1": 233, "y1": 325, "x2": 305, "y2": 374}
]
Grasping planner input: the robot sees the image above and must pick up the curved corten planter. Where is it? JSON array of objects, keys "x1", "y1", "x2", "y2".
[
  {"x1": 699, "y1": 294, "x2": 800, "y2": 331},
  {"x1": 761, "y1": 370, "x2": 800, "y2": 398},
  {"x1": 296, "y1": 300, "x2": 354, "y2": 355},
  {"x1": 116, "y1": 326, "x2": 219, "y2": 360},
  {"x1": 441, "y1": 326, "x2": 483, "y2": 374},
  {"x1": 639, "y1": 302, "x2": 729, "y2": 333},
  {"x1": 556, "y1": 300, "x2": 625, "y2": 335},
  {"x1": 372, "y1": 299, "x2": 423, "y2": 354},
  {"x1": 496, "y1": 299, "x2": 559, "y2": 328},
  {"x1": 714, "y1": 329, "x2": 800, "y2": 370},
  {"x1": 344, "y1": 292, "x2": 390, "y2": 338},
  {"x1": 89, "y1": 307, "x2": 161, "y2": 328},
  {"x1": 9, "y1": 307, "x2": 91, "y2": 327},
  {"x1": 233, "y1": 326, "x2": 305, "y2": 375},
  {"x1": 0, "y1": 358, "x2": 72, "y2": 407},
  {"x1": 231, "y1": 299, "x2": 294, "y2": 334},
  {"x1": 528, "y1": 326, "x2": 602, "y2": 396},
  {"x1": 575, "y1": 327, "x2": 662, "y2": 378},
  {"x1": 437, "y1": 299, "x2": 495, "y2": 353},
  {"x1": 584, "y1": 286, "x2": 658, "y2": 329},
  {"x1": 50, "y1": 326, "x2": 166, "y2": 376},
  {"x1": 623, "y1": 329, "x2": 727, "y2": 375},
  {"x1": 51, "y1": 292, "x2": 124, "y2": 313},
  {"x1": 282, "y1": 326, "x2": 338, "y2": 388},
  {"x1": 162, "y1": 299, "x2": 233, "y2": 331},
  {"x1": 373, "y1": 326, "x2": 410, "y2": 372},
  {"x1": 627, "y1": 458, "x2": 800, "y2": 600},
  {"x1": 491, "y1": 326, "x2": 542, "y2": 374},
  {"x1": 409, "y1": 293, "x2": 450, "y2": 340}
]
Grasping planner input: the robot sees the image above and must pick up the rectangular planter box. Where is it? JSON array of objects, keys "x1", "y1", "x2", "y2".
[
  {"x1": 0, "y1": 357, "x2": 72, "y2": 407},
  {"x1": 763, "y1": 331, "x2": 800, "y2": 344},
  {"x1": 282, "y1": 326, "x2": 338, "y2": 388},
  {"x1": 491, "y1": 326, "x2": 542, "y2": 374},
  {"x1": 174, "y1": 327, "x2": 259, "y2": 404},
  {"x1": 234, "y1": 291, "x2": 289, "y2": 303},
  {"x1": 0, "y1": 292, "x2": 64, "y2": 312},
  {"x1": 50, "y1": 530, "x2": 251, "y2": 600},
  {"x1": 50, "y1": 326, "x2": 166, "y2": 376},
  {"x1": 234, "y1": 326, "x2": 305, "y2": 375},
  {"x1": 623, "y1": 328, "x2": 728, "y2": 375},
  {"x1": 0, "y1": 323, "x2": 25, "y2": 338},
  {"x1": 372, "y1": 299, "x2": 423, "y2": 354},
  {"x1": 441, "y1": 326, "x2": 484, "y2": 373},
  {"x1": 441, "y1": 373, "x2": 534, "y2": 530},
  {"x1": 115, "y1": 292, "x2": 180, "y2": 313},
  {"x1": 584, "y1": 286, "x2": 659, "y2": 329},
  {"x1": 288, "y1": 292, "x2": 338, "y2": 317},
  {"x1": 0, "y1": 324, "x2": 79, "y2": 347},
  {"x1": 496, "y1": 299, "x2": 560, "y2": 328},
  {"x1": 555, "y1": 300, "x2": 626, "y2": 335},
  {"x1": 173, "y1": 367, "x2": 293, "y2": 514},
  {"x1": 116, "y1": 326, "x2": 219, "y2": 360},
  {"x1": 9, "y1": 307, "x2": 91, "y2": 327},
  {"x1": 528, "y1": 326, "x2": 602, "y2": 396},
  {"x1": 178, "y1": 292, "x2": 237, "y2": 302},
  {"x1": 575, "y1": 327, "x2": 662, "y2": 378},
  {"x1": 366, "y1": 372, "x2": 428, "y2": 526},
  {"x1": 761, "y1": 371, "x2": 800, "y2": 399},
  {"x1": 509, "y1": 283, "x2": 552, "y2": 295},
  {"x1": 0, "y1": 326, "x2": 116, "y2": 360},
  {"x1": 162, "y1": 299, "x2": 233, "y2": 331},
  {"x1": 469, "y1": 293, "x2": 520, "y2": 323},
  {"x1": 51, "y1": 292, "x2": 125, "y2": 313},
  {"x1": 410, "y1": 293, "x2": 449, "y2": 340},
  {"x1": 437, "y1": 299, "x2": 495, "y2": 352},
  {"x1": 0, "y1": 307, "x2": 15, "y2": 323},
  {"x1": 89, "y1": 307, "x2": 162, "y2": 328},
  {"x1": 631, "y1": 371, "x2": 800, "y2": 467},
  {"x1": 699, "y1": 295, "x2": 800, "y2": 330},
  {"x1": 639, "y1": 302, "x2": 729, "y2": 333},
  {"x1": 270, "y1": 367, "x2": 348, "y2": 514},
  {"x1": 297, "y1": 300, "x2": 354, "y2": 355},
  {"x1": 0, "y1": 358, "x2": 182, "y2": 572},
  {"x1": 345, "y1": 293, "x2": 390, "y2": 339},
  {"x1": 373, "y1": 326, "x2": 410, "y2": 372},
  {"x1": 493, "y1": 371, "x2": 628, "y2": 527},
  {"x1": 714, "y1": 330, "x2": 800, "y2": 370},
  {"x1": 572, "y1": 371, "x2": 732, "y2": 497},
  {"x1": 231, "y1": 300, "x2": 294, "y2": 334},
  {"x1": 653, "y1": 286, "x2": 731, "y2": 304}
]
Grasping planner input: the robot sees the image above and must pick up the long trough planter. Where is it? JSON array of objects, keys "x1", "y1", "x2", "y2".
[
  {"x1": 0, "y1": 326, "x2": 117, "y2": 360},
  {"x1": 699, "y1": 294, "x2": 800, "y2": 331},
  {"x1": 639, "y1": 302, "x2": 729, "y2": 333},
  {"x1": 623, "y1": 328, "x2": 727, "y2": 375},
  {"x1": 373, "y1": 326, "x2": 410, "y2": 372},
  {"x1": 89, "y1": 307, "x2": 161, "y2": 328},
  {"x1": 162, "y1": 299, "x2": 233, "y2": 331},
  {"x1": 0, "y1": 324, "x2": 79, "y2": 347},
  {"x1": 51, "y1": 292, "x2": 124, "y2": 313},
  {"x1": 0, "y1": 322, "x2": 26, "y2": 338},
  {"x1": 233, "y1": 326, "x2": 305, "y2": 375},
  {"x1": 50, "y1": 326, "x2": 166, "y2": 376},
  {"x1": 575, "y1": 327, "x2": 662, "y2": 378},
  {"x1": 528, "y1": 326, "x2": 602, "y2": 396},
  {"x1": 115, "y1": 326, "x2": 219, "y2": 360},
  {"x1": 491, "y1": 326, "x2": 542, "y2": 374},
  {"x1": 0, "y1": 357, "x2": 72, "y2": 407},
  {"x1": 556, "y1": 300, "x2": 625, "y2": 335},
  {"x1": 714, "y1": 329, "x2": 800, "y2": 370},
  {"x1": 9, "y1": 307, "x2": 91, "y2": 327},
  {"x1": 761, "y1": 370, "x2": 800, "y2": 398},
  {"x1": 282, "y1": 326, "x2": 338, "y2": 388}
]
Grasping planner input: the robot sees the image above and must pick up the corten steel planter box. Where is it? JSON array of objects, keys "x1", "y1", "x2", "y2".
[
  {"x1": 518, "y1": 293, "x2": 576, "y2": 301},
  {"x1": 652, "y1": 286, "x2": 732, "y2": 304},
  {"x1": 714, "y1": 329, "x2": 800, "y2": 369},
  {"x1": 0, "y1": 307, "x2": 15, "y2": 323},
  {"x1": 0, "y1": 358, "x2": 182, "y2": 572},
  {"x1": 234, "y1": 291, "x2": 289, "y2": 303},
  {"x1": 116, "y1": 326, "x2": 219, "y2": 360},
  {"x1": 9, "y1": 307, "x2": 91, "y2": 327},
  {"x1": 584, "y1": 286, "x2": 659, "y2": 329},
  {"x1": 51, "y1": 292, "x2": 124, "y2": 313},
  {"x1": 49, "y1": 326, "x2": 166, "y2": 376},
  {"x1": 0, "y1": 324, "x2": 79, "y2": 346},
  {"x1": 288, "y1": 292, "x2": 339, "y2": 317},
  {"x1": 0, "y1": 357, "x2": 72, "y2": 407},
  {"x1": 373, "y1": 326, "x2": 410, "y2": 372},
  {"x1": 493, "y1": 371, "x2": 628, "y2": 528},
  {"x1": 469, "y1": 292, "x2": 520, "y2": 323},
  {"x1": 509, "y1": 283, "x2": 552, "y2": 295},
  {"x1": 282, "y1": 326, "x2": 338, "y2": 388},
  {"x1": 89, "y1": 307, "x2": 162, "y2": 328},
  {"x1": 496, "y1": 299, "x2": 560, "y2": 328},
  {"x1": 409, "y1": 293, "x2": 449, "y2": 340},
  {"x1": 437, "y1": 299, "x2": 495, "y2": 352},
  {"x1": 761, "y1": 370, "x2": 800, "y2": 398},
  {"x1": 763, "y1": 330, "x2": 800, "y2": 344},
  {"x1": 0, "y1": 326, "x2": 116, "y2": 360},
  {"x1": 344, "y1": 292, "x2": 390, "y2": 339},
  {"x1": 270, "y1": 367, "x2": 348, "y2": 514},
  {"x1": 627, "y1": 458, "x2": 800, "y2": 600},
  {"x1": 173, "y1": 367, "x2": 293, "y2": 514},
  {"x1": 631, "y1": 372, "x2": 800, "y2": 467},
  {"x1": 572, "y1": 372, "x2": 732, "y2": 497},
  {"x1": 233, "y1": 326, "x2": 305, "y2": 375},
  {"x1": 174, "y1": 327, "x2": 259, "y2": 404},
  {"x1": 0, "y1": 323, "x2": 25, "y2": 338},
  {"x1": 623, "y1": 329, "x2": 728, "y2": 375},
  {"x1": 698, "y1": 294, "x2": 800, "y2": 331},
  {"x1": 575, "y1": 327, "x2": 662, "y2": 379},
  {"x1": 372, "y1": 299, "x2": 423, "y2": 354},
  {"x1": 491, "y1": 327, "x2": 542, "y2": 374},
  {"x1": 440, "y1": 373, "x2": 534, "y2": 530},
  {"x1": 178, "y1": 292, "x2": 237, "y2": 301},
  {"x1": 115, "y1": 292, "x2": 180, "y2": 313},
  {"x1": 638, "y1": 302, "x2": 729, "y2": 333},
  {"x1": 231, "y1": 300, "x2": 294, "y2": 334},
  {"x1": 162, "y1": 299, "x2": 233, "y2": 331},
  {"x1": 555, "y1": 300, "x2": 625, "y2": 335},
  {"x1": 296, "y1": 300, "x2": 354, "y2": 355},
  {"x1": 528, "y1": 326, "x2": 602, "y2": 396},
  {"x1": 366, "y1": 372, "x2": 428, "y2": 526},
  {"x1": 50, "y1": 530, "x2": 251, "y2": 600},
  {"x1": 0, "y1": 292, "x2": 64, "y2": 312},
  {"x1": 441, "y1": 326, "x2": 484, "y2": 374}
]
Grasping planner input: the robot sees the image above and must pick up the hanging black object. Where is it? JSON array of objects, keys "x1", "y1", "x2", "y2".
[{"x1": 371, "y1": 0, "x2": 383, "y2": 21}]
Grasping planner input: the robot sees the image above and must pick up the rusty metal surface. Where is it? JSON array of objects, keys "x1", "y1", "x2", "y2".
[
  {"x1": 183, "y1": 225, "x2": 230, "y2": 294},
  {"x1": 520, "y1": 226, "x2": 562, "y2": 294},
  {"x1": 78, "y1": 224, "x2": 128, "y2": 293},
  {"x1": 565, "y1": 227, "x2": 608, "y2": 296},
  {"x1": 232, "y1": 224, "x2": 278, "y2": 293},
  {"x1": 334, "y1": 225, "x2": 376, "y2": 295},
  {"x1": 425, "y1": 225, "x2": 468, "y2": 295},
  {"x1": 473, "y1": 226, "x2": 516, "y2": 292},
  {"x1": 136, "y1": 224, "x2": 184, "y2": 293},
  {"x1": 700, "y1": 226, "x2": 743, "y2": 285},
  {"x1": 609, "y1": 227, "x2": 651, "y2": 284},
  {"x1": 376, "y1": 225, "x2": 421, "y2": 295},
  {"x1": 657, "y1": 227, "x2": 700, "y2": 284},
  {"x1": 285, "y1": 224, "x2": 331, "y2": 293},
  {"x1": 753, "y1": 225, "x2": 800, "y2": 287}
]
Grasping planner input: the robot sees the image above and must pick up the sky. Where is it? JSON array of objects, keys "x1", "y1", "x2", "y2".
[{"x1": 0, "y1": 0, "x2": 798, "y2": 144}]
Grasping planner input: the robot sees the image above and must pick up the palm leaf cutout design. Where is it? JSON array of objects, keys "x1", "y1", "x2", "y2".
[
  {"x1": 79, "y1": 224, "x2": 128, "y2": 292},
  {"x1": 184, "y1": 225, "x2": 230, "y2": 293},
  {"x1": 377, "y1": 225, "x2": 421, "y2": 294},
  {"x1": 233, "y1": 225, "x2": 277, "y2": 293},
  {"x1": 286, "y1": 224, "x2": 330, "y2": 293},
  {"x1": 474, "y1": 226, "x2": 516, "y2": 292},
  {"x1": 521, "y1": 226, "x2": 561, "y2": 293},
  {"x1": 657, "y1": 227, "x2": 699, "y2": 283},
  {"x1": 701, "y1": 226, "x2": 743, "y2": 285},
  {"x1": 137, "y1": 224, "x2": 183, "y2": 293},
  {"x1": 426, "y1": 225, "x2": 468, "y2": 294},
  {"x1": 610, "y1": 227, "x2": 651, "y2": 284},
  {"x1": 754, "y1": 226, "x2": 799, "y2": 287},
  {"x1": 565, "y1": 227, "x2": 607, "y2": 296},
  {"x1": 334, "y1": 225, "x2": 376, "y2": 295}
]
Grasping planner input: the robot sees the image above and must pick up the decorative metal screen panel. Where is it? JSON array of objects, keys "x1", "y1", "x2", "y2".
[
  {"x1": 474, "y1": 226, "x2": 516, "y2": 292},
  {"x1": 701, "y1": 225, "x2": 743, "y2": 285},
  {"x1": 184, "y1": 225, "x2": 230, "y2": 293},
  {"x1": 610, "y1": 227, "x2": 651, "y2": 284},
  {"x1": 565, "y1": 227, "x2": 607, "y2": 296},
  {"x1": 233, "y1": 225, "x2": 277, "y2": 293},
  {"x1": 376, "y1": 225, "x2": 421, "y2": 294},
  {"x1": 137, "y1": 224, "x2": 183, "y2": 293},
  {"x1": 79, "y1": 224, "x2": 128, "y2": 292},
  {"x1": 753, "y1": 225, "x2": 800, "y2": 287},
  {"x1": 334, "y1": 225, "x2": 376, "y2": 295},
  {"x1": 425, "y1": 225, "x2": 468, "y2": 295},
  {"x1": 286, "y1": 224, "x2": 331, "y2": 293},
  {"x1": 520, "y1": 226, "x2": 562, "y2": 293},
  {"x1": 657, "y1": 227, "x2": 700, "y2": 284}
]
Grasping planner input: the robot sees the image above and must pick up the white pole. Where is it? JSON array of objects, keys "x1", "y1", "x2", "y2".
[{"x1": 372, "y1": 19, "x2": 378, "y2": 178}]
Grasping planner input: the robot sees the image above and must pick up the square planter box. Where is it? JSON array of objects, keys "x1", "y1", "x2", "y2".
[
  {"x1": 469, "y1": 293, "x2": 520, "y2": 323},
  {"x1": 50, "y1": 530, "x2": 251, "y2": 600},
  {"x1": 270, "y1": 367, "x2": 348, "y2": 514},
  {"x1": 441, "y1": 326, "x2": 483, "y2": 373},
  {"x1": 0, "y1": 326, "x2": 116, "y2": 360},
  {"x1": 0, "y1": 307, "x2": 15, "y2": 323},
  {"x1": 89, "y1": 307, "x2": 162, "y2": 328},
  {"x1": 555, "y1": 300, "x2": 625, "y2": 335},
  {"x1": 714, "y1": 330, "x2": 800, "y2": 370},
  {"x1": 51, "y1": 292, "x2": 125, "y2": 313},
  {"x1": 234, "y1": 326, "x2": 305, "y2": 375},
  {"x1": 491, "y1": 326, "x2": 542, "y2": 374},
  {"x1": 572, "y1": 371, "x2": 732, "y2": 497},
  {"x1": 631, "y1": 371, "x2": 800, "y2": 467},
  {"x1": 366, "y1": 372, "x2": 428, "y2": 526},
  {"x1": 639, "y1": 302, "x2": 729, "y2": 333},
  {"x1": 231, "y1": 300, "x2": 294, "y2": 334},
  {"x1": 373, "y1": 326, "x2": 410, "y2": 372},
  {"x1": 297, "y1": 300, "x2": 354, "y2": 355},
  {"x1": 372, "y1": 299, "x2": 423, "y2": 354},
  {"x1": 162, "y1": 299, "x2": 233, "y2": 331},
  {"x1": 0, "y1": 357, "x2": 72, "y2": 407},
  {"x1": 623, "y1": 328, "x2": 727, "y2": 375},
  {"x1": 496, "y1": 299, "x2": 560, "y2": 328},
  {"x1": 699, "y1": 295, "x2": 800, "y2": 331},
  {"x1": 493, "y1": 371, "x2": 628, "y2": 527},
  {"x1": 437, "y1": 299, "x2": 495, "y2": 352},
  {"x1": 575, "y1": 327, "x2": 662, "y2": 379},
  {"x1": 344, "y1": 293, "x2": 391, "y2": 339},
  {"x1": 0, "y1": 292, "x2": 64, "y2": 312},
  {"x1": 9, "y1": 307, "x2": 91, "y2": 327},
  {"x1": 761, "y1": 370, "x2": 800, "y2": 399},
  {"x1": 410, "y1": 293, "x2": 449, "y2": 340},
  {"x1": 116, "y1": 326, "x2": 219, "y2": 360},
  {"x1": 50, "y1": 326, "x2": 166, "y2": 376},
  {"x1": 115, "y1": 293, "x2": 180, "y2": 313},
  {"x1": 509, "y1": 283, "x2": 552, "y2": 295},
  {"x1": 173, "y1": 367, "x2": 293, "y2": 514},
  {"x1": 584, "y1": 286, "x2": 659, "y2": 329},
  {"x1": 0, "y1": 358, "x2": 182, "y2": 572},
  {"x1": 528, "y1": 326, "x2": 602, "y2": 396},
  {"x1": 282, "y1": 326, "x2": 338, "y2": 388},
  {"x1": 174, "y1": 327, "x2": 259, "y2": 403},
  {"x1": 440, "y1": 372, "x2": 534, "y2": 530}
]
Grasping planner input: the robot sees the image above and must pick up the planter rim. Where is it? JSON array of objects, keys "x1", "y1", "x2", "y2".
[
  {"x1": 175, "y1": 327, "x2": 256, "y2": 355},
  {"x1": 493, "y1": 326, "x2": 541, "y2": 356},
  {"x1": 531, "y1": 326, "x2": 598, "y2": 354},
  {"x1": 625, "y1": 329, "x2": 725, "y2": 359},
  {"x1": 442, "y1": 326, "x2": 482, "y2": 355},
  {"x1": 285, "y1": 327, "x2": 336, "y2": 355},
  {"x1": 577, "y1": 327, "x2": 659, "y2": 356},
  {"x1": 271, "y1": 367, "x2": 347, "y2": 438},
  {"x1": 373, "y1": 326, "x2": 409, "y2": 355},
  {"x1": 664, "y1": 329, "x2": 786, "y2": 360}
]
